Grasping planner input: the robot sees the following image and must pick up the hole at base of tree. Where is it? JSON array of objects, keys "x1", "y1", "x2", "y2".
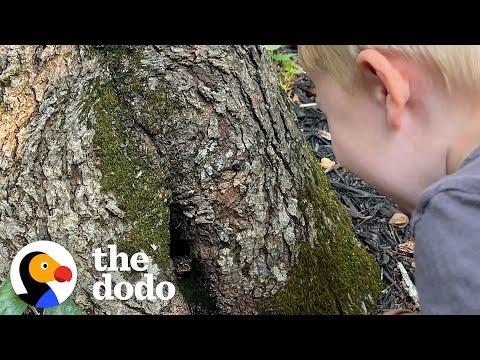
[
  {"x1": 169, "y1": 205, "x2": 192, "y2": 276},
  {"x1": 169, "y1": 205, "x2": 190, "y2": 258},
  {"x1": 168, "y1": 204, "x2": 217, "y2": 315}
]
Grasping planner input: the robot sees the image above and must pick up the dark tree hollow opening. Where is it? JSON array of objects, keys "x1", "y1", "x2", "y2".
[
  {"x1": 168, "y1": 204, "x2": 217, "y2": 314},
  {"x1": 169, "y1": 204, "x2": 190, "y2": 257}
]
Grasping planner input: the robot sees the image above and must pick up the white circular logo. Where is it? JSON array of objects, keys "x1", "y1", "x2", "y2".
[{"x1": 10, "y1": 241, "x2": 77, "y2": 308}]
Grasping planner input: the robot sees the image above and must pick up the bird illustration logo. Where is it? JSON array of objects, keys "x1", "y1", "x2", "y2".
[{"x1": 10, "y1": 241, "x2": 77, "y2": 309}]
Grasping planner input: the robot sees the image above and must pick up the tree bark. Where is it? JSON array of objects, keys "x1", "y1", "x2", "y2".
[{"x1": 0, "y1": 45, "x2": 381, "y2": 315}]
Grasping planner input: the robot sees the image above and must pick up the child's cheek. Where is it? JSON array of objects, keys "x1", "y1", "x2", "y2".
[
  {"x1": 328, "y1": 126, "x2": 347, "y2": 168},
  {"x1": 328, "y1": 122, "x2": 357, "y2": 175}
]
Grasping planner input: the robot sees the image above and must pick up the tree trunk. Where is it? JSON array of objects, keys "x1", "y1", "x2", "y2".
[{"x1": 0, "y1": 45, "x2": 381, "y2": 315}]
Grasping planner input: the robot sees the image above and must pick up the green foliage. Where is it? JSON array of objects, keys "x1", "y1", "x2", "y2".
[
  {"x1": 0, "y1": 277, "x2": 83, "y2": 315},
  {"x1": 263, "y1": 45, "x2": 282, "y2": 52},
  {"x1": 263, "y1": 45, "x2": 303, "y2": 91},
  {"x1": 43, "y1": 298, "x2": 83, "y2": 315},
  {"x1": 0, "y1": 277, "x2": 28, "y2": 315}
]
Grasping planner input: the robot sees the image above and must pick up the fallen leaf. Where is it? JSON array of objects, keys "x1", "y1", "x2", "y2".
[
  {"x1": 292, "y1": 94, "x2": 300, "y2": 104},
  {"x1": 320, "y1": 157, "x2": 336, "y2": 170},
  {"x1": 325, "y1": 163, "x2": 342, "y2": 174},
  {"x1": 389, "y1": 212, "x2": 409, "y2": 228},
  {"x1": 303, "y1": 86, "x2": 316, "y2": 95},
  {"x1": 397, "y1": 238, "x2": 415, "y2": 255}
]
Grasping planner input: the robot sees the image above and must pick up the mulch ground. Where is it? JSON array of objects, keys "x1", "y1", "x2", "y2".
[{"x1": 284, "y1": 48, "x2": 418, "y2": 313}]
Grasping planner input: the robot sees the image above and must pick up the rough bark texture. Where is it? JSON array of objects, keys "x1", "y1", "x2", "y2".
[{"x1": 0, "y1": 45, "x2": 382, "y2": 315}]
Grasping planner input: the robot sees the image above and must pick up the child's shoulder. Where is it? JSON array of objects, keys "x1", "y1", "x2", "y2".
[{"x1": 411, "y1": 145, "x2": 480, "y2": 314}]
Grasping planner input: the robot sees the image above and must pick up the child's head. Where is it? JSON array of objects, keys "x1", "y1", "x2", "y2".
[{"x1": 299, "y1": 45, "x2": 480, "y2": 214}]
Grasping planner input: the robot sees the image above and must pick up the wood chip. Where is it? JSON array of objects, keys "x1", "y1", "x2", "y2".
[
  {"x1": 318, "y1": 129, "x2": 331, "y2": 141},
  {"x1": 397, "y1": 262, "x2": 419, "y2": 308},
  {"x1": 303, "y1": 86, "x2": 316, "y2": 95},
  {"x1": 299, "y1": 102, "x2": 317, "y2": 108}
]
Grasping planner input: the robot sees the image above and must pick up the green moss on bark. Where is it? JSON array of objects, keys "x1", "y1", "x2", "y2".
[
  {"x1": 84, "y1": 46, "x2": 176, "y2": 273},
  {"x1": 87, "y1": 79, "x2": 170, "y2": 271},
  {"x1": 263, "y1": 147, "x2": 382, "y2": 314}
]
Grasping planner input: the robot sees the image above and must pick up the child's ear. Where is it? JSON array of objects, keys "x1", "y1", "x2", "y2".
[{"x1": 356, "y1": 49, "x2": 410, "y2": 129}]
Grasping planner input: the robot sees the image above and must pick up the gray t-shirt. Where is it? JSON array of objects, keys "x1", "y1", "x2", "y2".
[{"x1": 410, "y1": 146, "x2": 480, "y2": 314}]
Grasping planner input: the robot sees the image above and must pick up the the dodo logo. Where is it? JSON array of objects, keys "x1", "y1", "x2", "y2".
[{"x1": 10, "y1": 241, "x2": 77, "y2": 308}]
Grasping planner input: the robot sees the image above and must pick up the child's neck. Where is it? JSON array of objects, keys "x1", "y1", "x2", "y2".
[
  {"x1": 398, "y1": 94, "x2": 480, "y2": 214},
  {"x1": 445, "y1": 105, "x2": 480, "y2": 174}
]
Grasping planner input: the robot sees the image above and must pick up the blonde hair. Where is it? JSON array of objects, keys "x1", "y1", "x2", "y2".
[{"x1": 298, "y1": 45, "x2": 480, "y2": 94}]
